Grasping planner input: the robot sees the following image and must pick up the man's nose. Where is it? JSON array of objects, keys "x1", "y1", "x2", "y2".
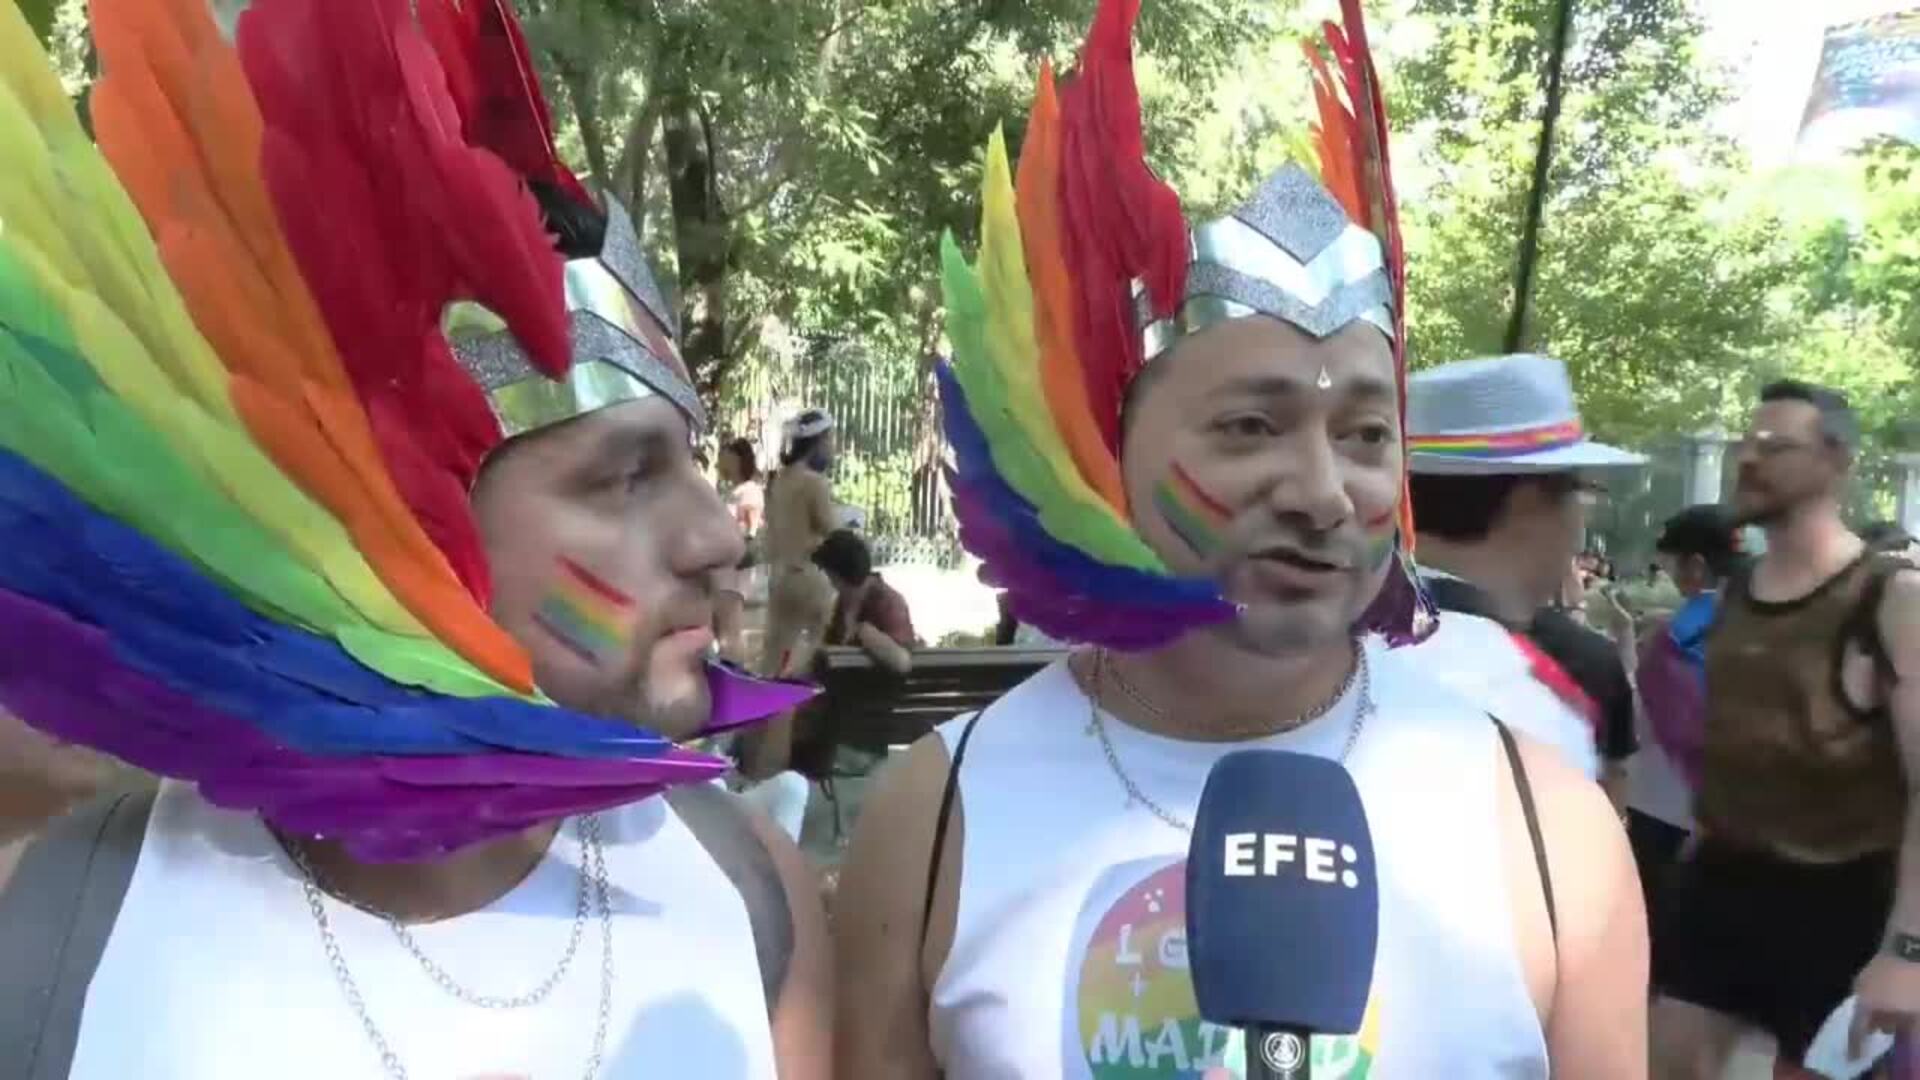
[
  {"x1": 1263, "y1": 433, "x2": 1353, "y2": 531},
  {"x1": 673, "y1": 484, "x2": 747, "y2": 577}
]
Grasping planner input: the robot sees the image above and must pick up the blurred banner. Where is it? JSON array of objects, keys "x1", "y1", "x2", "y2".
[{"x1": 1798, "y1": 8, "x2": 1920, "y2": 156}]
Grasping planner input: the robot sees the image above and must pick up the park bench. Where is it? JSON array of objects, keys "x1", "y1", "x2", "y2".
[{"x1": 795, "y1": 644, "x2": 1067, "y2": 837}]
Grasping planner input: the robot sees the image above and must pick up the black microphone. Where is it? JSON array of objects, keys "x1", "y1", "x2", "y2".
[{"x1": 1184, "y1": 750, "x2": 1379, "y2": 1080}]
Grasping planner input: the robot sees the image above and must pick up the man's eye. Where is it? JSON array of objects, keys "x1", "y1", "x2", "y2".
[
  {"x1": 623, "y1": 463, "x2": 657, "y2": 491},
  {"x1": 1349, "y1": 422, "x2": 1396, "y2": 447},
  {"x1": 595, "y1": 459, "x2": 655, "y2": 494},
  {"x1": 1214, "y1": 414, "x2": 1278, "y2": 439}
]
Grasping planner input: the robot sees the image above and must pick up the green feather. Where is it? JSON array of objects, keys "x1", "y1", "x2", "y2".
[
  {"x1": 941, "y1": 232, "x2": 1165, "y2": 571},
  {"x1": 0, "y1": 247, "x2": 517, "y2": 701}
]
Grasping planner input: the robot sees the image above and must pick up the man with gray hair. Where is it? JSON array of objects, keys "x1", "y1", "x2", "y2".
[{"x1": 1652, "y1": 380, "x2": 1920, "y2": 1078}]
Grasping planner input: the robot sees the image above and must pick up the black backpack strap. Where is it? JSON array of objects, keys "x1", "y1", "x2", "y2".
[
  {"x1": 665, "y1": 783, "x2": 794, "y2": 1016},
  {"x1": 1706, "y1": 564, "x2": 1752, "y2": 639},
  {"x1": 919, "y1": 711, "x2": 986, "y2": 951},
  {"x1": 1492, "y1": 719, "x2": 1558, "y2": 945},
  {"x1": 0, "y1": 784, "x2": 158, "y2": 1080},
  {"x1": 1854, "y1": 556, "x2": 1907, "y2": 682}
]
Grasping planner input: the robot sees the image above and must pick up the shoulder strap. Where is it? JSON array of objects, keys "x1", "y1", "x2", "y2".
[
  {"x1": 1491, "y1": 719, "x2": 1558, "y2": 945},
  {"x1": 920, "y1": 711, "x2": 986, "y2": 950},
  {"x1": 1707, "y1": 565, "x2": 1751, "y2": 638},
  {"x1": 0, "y1": 784, "x2": 158, "y2": 1080},
  {"x1": 664, "y1": 784, "x2": 794, "y2": 1016},
  {"x1": 1845, "y1": 555, "x2": 1907, "y2": 688}
]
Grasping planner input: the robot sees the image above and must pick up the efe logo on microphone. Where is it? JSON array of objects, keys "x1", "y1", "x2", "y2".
[{"x1": 1219, "y1": 832, "x2": 1363, "y2": 889}]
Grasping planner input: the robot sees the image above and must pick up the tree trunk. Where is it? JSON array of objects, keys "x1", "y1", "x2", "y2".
[
  {"x1": 661, "y1": 99, "x2": 735, "y2": 409},
  {"x1": 907, "y1": 299, "x2": 948, "y2": 536},
  {"x1": 555, "y1": 60, "x2": 611, "y2": 193},
  {"x1": 614, "y1": 96, "x2": 663, "y2": 232}
]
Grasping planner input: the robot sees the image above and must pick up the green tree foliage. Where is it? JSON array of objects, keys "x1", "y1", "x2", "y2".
[
  {"x1": 27, "y1": 0, "x2": 1917, "y2": 474},
  {"x1": 1394, "y1": 0, "x2": 1800, "y2": 442}
]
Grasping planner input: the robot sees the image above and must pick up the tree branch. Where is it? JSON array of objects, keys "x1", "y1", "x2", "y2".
[
  {"x1": 614, "y1": 91, "x2": 663, "y2": 224},
  {"x1": 554, "y1": 58, "x2": 611, "y2": 192}
]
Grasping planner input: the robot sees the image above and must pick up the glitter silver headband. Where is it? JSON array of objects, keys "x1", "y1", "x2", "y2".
[
  {"x1": 1138, "y1": 163, "x2": 1393, "y2": 360},
  {"x1": 448, "y1": 194, "x2": 708, "y2": 437}
]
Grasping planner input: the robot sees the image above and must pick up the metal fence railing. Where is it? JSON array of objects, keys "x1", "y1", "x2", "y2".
[{"x1": 714, "y1": 341, "x2": 963, "y2": 568}]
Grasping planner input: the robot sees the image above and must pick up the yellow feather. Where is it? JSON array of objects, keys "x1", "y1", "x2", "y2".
[
  {"x1": 0, "y1": 12, "x2": 423, "y2": 639},
  {"x1": 971, "y1": 131, "x2": 1161, "y2": 569}
]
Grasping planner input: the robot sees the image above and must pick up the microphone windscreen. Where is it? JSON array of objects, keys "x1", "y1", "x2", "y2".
[{"x1": 1184, "y1": 749, "x2": 1378, "y2": 1035}]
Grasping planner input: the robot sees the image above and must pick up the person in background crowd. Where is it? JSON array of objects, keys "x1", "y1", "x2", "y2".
[
  {"x1": 719, "y1": 436, "x2": 767, "y2": 540},
  {"x1": 761, "y1": 410, "x2": 840, "y2": 680},
  {"x1": 1652, "y1": 381, "x2": 1920, "y2": 1079},
  {"x1": 835, "y1": 6, "x2": 1644, "y2": 1074},
  {"x1": 724, "y1": 526, "x2": 915, "y2": 843},
  {"x1": 728, "y1": 413, "x2": 841, "y2": 809},
  {"x1": 813, "y1": 529, "x2": 916, "y2": 674},
  {"x1": 1402, "y1": 354, "x2": 1647, "y2": 795},
  {"x1": 1557, "y1": 557, "x2": 1593, "y2": 622},
  {"x1": 992, "y1": 592, "x2": 1019, "y2": 647},
  {"x1": 991, "y1": 592, "x2": 1065, "y2": 648},
  {"x1": 1627, "y1": 504, "x2": 1739, "y2": 948},
  {"x1": 713, "y1": 437, "x2": 766, "y2": 664}
]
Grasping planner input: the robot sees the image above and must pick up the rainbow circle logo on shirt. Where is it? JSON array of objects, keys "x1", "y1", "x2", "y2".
[{"x1": 1067, "y1": 859, "x2": 1381, "y2": 1079}]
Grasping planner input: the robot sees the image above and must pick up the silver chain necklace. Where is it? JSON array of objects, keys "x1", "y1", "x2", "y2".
[
  {"x1": 287, "y1": 815, "x2": 615, "y2": 1080},
  {"x1": 1102, "y1": 639, "x2": 1363, "y2": 738},
  {"x1": 1084, "y1": 642, "x2": 1373, "y2": 833}
]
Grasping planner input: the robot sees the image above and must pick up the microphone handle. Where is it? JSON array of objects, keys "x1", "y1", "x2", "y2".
[{"x1": 1245, "y1": 1026, "x2": 1312, "y2": 1080}]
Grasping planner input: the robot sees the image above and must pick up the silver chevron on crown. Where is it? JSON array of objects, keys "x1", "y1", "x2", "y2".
[{"x1": 1138, "y1": 163, "x2": 1393, "y2": 360}]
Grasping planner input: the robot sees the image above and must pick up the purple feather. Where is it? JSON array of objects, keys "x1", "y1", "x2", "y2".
[
  {"x1": 934, "y1": 363, "x2": 1236, "y2": 649},
  {"x1": 701, "y1": 661, "x2": 816, "y2": 735},
  {"x1": 1357, "y1": 548, "x2": 1438, "y2": 648},
  {"x1": 0, "y1": 588, "x2": 734, "y2": 861}
]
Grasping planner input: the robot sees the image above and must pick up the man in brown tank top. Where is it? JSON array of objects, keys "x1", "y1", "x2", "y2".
[{"x1": 1651, "y1": 380, "x2": 1920, "y2": 1078}]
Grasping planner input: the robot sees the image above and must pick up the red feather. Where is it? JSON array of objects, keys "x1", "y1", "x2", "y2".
[
  {"x1": 1056, "y1": 0, "x2": 1191, "y2": 454},
  {"x1": 239, "y1": 0, "x2": 573, "y2": 601},
  {"x1": 416, "y1": 0, "x2": 592, "y2": 207},
  {"x1": 1324, "y1": 5, "x2": 1404, "y2": 350},
  {"x1": 1315, "y1": 1, "x2": 1413, "y2": 544},
  {"x1": 1511, "y1": 632, "x2": 1602, "y2": 736}
]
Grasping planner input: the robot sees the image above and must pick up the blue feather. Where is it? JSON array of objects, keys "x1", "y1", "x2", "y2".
[
  {"x1": 0, "y1": 448, "x2": 672, "y2": 759},
  {"x1": 935, "y1": 364, "x2": 1235, "y2": 640}
]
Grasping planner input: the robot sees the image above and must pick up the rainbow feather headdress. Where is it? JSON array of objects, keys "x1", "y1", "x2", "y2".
[
  {"x1": 0, "y1": 0, "x2": 811, "y2": 860},
  {"x1": 937, "y1": 0, "x2": 1435, "y2": 650}
]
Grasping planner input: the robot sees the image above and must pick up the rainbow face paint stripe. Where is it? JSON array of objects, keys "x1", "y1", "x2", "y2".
[
  {"x1": 1155, "y1": 462, "x2": 1233, "y2": 558},
  {"x1": 1408, "y1": 418, "x2": 1584, "y2": 459},
  {"x1": 1363, "y1": 510, "x2": 1398, "y2": 570},
  {"x1": 534, "y1": 557, "x2": 637, "y2": 665}
]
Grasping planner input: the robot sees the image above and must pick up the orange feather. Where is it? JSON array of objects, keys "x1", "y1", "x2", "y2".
[
  {"x1": 90, "y1": 0, "x2": 534, "y2": 693},
  {"x1": 1015, "y1": 63, "x2": 1129, "y2": 518},
  {"x1": 1303, "y1": 40, "x2": 1366, "y2": 226}
]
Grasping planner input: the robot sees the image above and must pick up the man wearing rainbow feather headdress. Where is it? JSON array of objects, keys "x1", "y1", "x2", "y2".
[
  {"x1": 834, "y1": 2, "x2": 1646, "y2": 1076},
  {"x1": 0, "y1": 0, "x2": 831, "y2": 1077}
]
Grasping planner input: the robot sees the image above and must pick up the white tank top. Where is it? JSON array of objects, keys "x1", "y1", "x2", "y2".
[
  {"x1": 930, "y1": 639, "x2": 1550, "y2": 1079},
  {"x1": 65, "y1": 782, "x2": 776, "y2": 1079},
  {"x1": 1387, "y1": 610, "x2": 1601, "y2": 780}
]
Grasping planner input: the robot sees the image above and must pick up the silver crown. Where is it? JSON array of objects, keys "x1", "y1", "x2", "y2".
[
  {"x1": 448, "y1": 193, "x2": 707, "y2": 437},
  {"x1": 1138, "y1": 163, "x2": 1393, "y2": 360}
]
